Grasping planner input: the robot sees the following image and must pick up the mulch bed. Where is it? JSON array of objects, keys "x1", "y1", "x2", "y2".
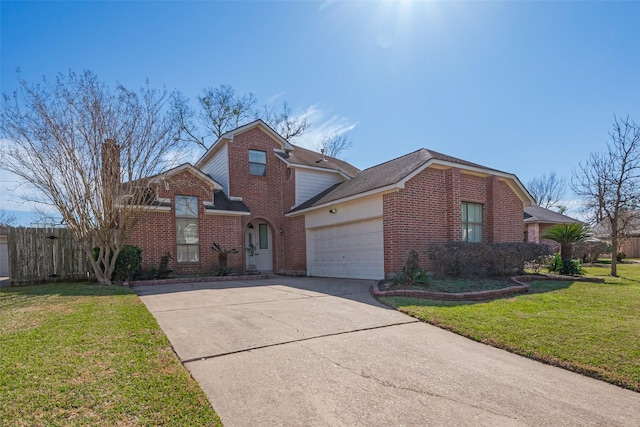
[{"x1": 372, "y1": 274, "x2": 605, "y2": 302}]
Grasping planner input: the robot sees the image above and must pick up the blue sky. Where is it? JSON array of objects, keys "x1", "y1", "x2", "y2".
[{"x1": 2, "y1": 1, "x2": 640, "y2": 225}]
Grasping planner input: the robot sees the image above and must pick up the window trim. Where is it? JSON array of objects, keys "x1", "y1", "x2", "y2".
[{"x1": 249, "y1": 149, "x2": 267, "y2": 176}]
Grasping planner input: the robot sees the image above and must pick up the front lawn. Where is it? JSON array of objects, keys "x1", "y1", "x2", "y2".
[
  {"x1": 0, "y1": 283, "x2": 222, "y2": 426},
  {"x1": 381, "y1": 263, "x2": 640, "y2": 392}
]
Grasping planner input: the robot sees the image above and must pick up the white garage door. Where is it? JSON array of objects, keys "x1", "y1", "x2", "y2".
[{"x1": 308, "y1": 218, "x2": 384, "y2": 280}]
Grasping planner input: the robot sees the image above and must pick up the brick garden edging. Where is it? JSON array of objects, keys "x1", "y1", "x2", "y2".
[
  {"x1": 370, "y1": 274, "x2": 605, "y2": 302},
  {"x1": 128, "y1": 274, "x2": 268, "y2": 287}
]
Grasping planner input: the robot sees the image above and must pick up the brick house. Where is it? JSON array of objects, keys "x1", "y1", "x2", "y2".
[
  {"x1": 524, "y1": 205, "x2": 583, "y2": 247},
  {"x1": 128, "y1": 120, "x2": 533, "y2": 279}
]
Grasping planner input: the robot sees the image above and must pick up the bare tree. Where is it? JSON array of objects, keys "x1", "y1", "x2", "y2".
[
  {"x1": 526, "y1": 171, "x2": 567, "y2": 211},
  {"x1": 176, "y1": 85, "x2": 311, "y2": 150},
  {"x1": 317, "y1": 132, "x2": 353, "y2": 159},
  {"x1": 0, "y1": 209, "x2": 16, "y2": 227},
  {"x1": 572, "y1": 116, "x2": 640, "y2": 276},
  {"x1": 175, "y1": 84, "x2": 256, "y2": 150},
  {"x1": 260, "y1": 102, "x2": 310, "y2": 141},
  {"x1": 0, "y1": 70, "x2": 184, "y2": 284}
]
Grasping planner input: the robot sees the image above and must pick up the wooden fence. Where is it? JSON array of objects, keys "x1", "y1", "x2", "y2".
[{"x1": 7, "y1": 227, "x2": 94, "y2": 284}]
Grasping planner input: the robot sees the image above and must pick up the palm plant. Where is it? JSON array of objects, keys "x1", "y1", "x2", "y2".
[{"x1": 541, "y1": 223, "x2": 591, "y2": 275}]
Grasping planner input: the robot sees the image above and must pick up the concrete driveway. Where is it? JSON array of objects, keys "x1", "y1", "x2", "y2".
[{"x1": 135, "y1": 277, "x2": 640, "y2": 426}]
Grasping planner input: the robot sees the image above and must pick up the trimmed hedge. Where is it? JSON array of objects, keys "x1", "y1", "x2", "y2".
[{"x1": 425, "y1": 242, "x2": 552, "y2": 277}]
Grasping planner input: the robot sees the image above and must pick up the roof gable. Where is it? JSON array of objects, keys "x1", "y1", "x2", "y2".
[
  {"x1": 275, "y1": 144, "x2": 360, "y2": 178},
  {"x1": 196, "y1": 119, "x2": 293, "y2": 168},
  {"x1": 288, "y1": 148, "x2": 533, "y2": 215},
  {"x1": 148, "y1": 163, "x2": 223, "y2": 191},
  {"x1": 524, "y1": 206, "x2": 582, "y2": 225}
]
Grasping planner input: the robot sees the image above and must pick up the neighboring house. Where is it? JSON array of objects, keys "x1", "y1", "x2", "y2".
[
  {"x1": 128, "y1": 119, "x2": 533, "y2": 280},
  {"x1": 524, "y1": 205, "x2": 583, "y2": 247},
  {"x1": 592, "y1": 211, "x2": 640, "y2": 257}
]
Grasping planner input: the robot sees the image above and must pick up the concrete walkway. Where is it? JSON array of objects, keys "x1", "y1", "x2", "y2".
[{"x1": 135, "y1": 277, "x2": 640, "y2": 426}]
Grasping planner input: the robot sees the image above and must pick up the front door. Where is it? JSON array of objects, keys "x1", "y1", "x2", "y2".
[{"x1": 245, "y1": 222, "x2": 273, "y2": 272}]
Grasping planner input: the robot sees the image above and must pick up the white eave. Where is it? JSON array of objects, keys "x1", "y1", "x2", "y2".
[
  {"x1": 115, "y1": 203, "x2": 171, "y2": 212},
  {"x1": 204, "y1": 208, "x2": 251, "y2": 216}
]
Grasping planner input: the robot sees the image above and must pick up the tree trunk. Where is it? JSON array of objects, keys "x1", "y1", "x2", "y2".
[
  {"x1": 611, "y1": 235, "x2": 618, "y2": 277},
  {"x1": 82, "y1": 243, "x2": 113, "y2": 285},
  {"x1": 560, "y1": 243, "x2": 573, "y2": 275}
]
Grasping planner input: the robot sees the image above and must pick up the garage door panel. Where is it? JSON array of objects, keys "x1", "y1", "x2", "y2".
[{"x1": 308, "y1": 218, "x2": 384, "y2": 280}]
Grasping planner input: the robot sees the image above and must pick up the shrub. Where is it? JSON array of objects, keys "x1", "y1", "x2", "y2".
[
  {"x1": 547, "y1": 252, "x2": 583, "y2": 275},
  {"x1": 92, "y1": 245, "x2": 142, "y2": 282},
  {"x1": 392, "y1": 250, "x2": 429, "y2": 285},
  {"x1": 574, "y1": 239, "x2": 612, "y2": 264},
  {"x1": 547, "y1": 252, "x2": 563, "y2": 273},
  {"x1": 425, "y1": 242, "x2": 552, "y2": 277},
  {"x1": 617, "y1": 252, "x2": 627, "y2": 262},
  {"x1": 157, "y1": 252, "x2": 173, "y2": 279},
  {"x1": 113, "y1": 245, "x2": 142, "y2": 282}
]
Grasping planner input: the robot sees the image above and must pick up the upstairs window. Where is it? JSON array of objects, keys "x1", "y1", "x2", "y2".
[
  {"x1": 176, "y1": 195, "x2": 199, "y2": 262},
  {"x1": 462, "y1": 202, "x2": 483, "y2": 242},
  {"x1": 249, "y1": 150, "x2": 266, "y2": 176}
]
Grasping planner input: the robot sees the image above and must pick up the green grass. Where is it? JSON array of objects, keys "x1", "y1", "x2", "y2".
[
  {"x1": 382, "y1": 263, "x2": 640, "y2": 392},
  {"x1": 0, "y1": 283, "x2": 222, "y2": 426}
]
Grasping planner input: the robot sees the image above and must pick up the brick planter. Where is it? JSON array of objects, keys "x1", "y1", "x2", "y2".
[
  {"x1": 371, "y1": 274, "x2": 605, "y2": 302},
  {"x1": 371, "y1": 281, "x2": 529, "y2": 302}
]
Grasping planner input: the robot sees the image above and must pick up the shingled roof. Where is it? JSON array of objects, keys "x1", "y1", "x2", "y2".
[
  {"x1": 276, "y1": 145, "x2": 360, "y2": 178},
  {"x1": 289, "y1": 148, "x2": 524, "y2": 214},
  {"x1": 524, "y1": 205, "x2": 582, "y2": 224}
]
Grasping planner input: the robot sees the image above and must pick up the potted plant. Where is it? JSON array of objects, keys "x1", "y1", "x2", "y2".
[
  {"x1": 211, "y1": 243, "x2": 237, "y2": 275},
  {"x1": 246, "y1": 243, "x2": 259, "y2": 274}
]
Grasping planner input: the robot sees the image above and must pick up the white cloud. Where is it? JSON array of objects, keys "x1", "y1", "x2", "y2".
[
  {"x1": 266, "y1": 91, "x2": 286, "y2": 104},
  {"x1": 293, "y1": 104, "x2": 357, "y2": 151}
]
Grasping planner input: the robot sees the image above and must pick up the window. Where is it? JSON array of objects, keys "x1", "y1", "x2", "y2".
[
  {"x1": 259, "y1": 223, "x2": 268, "y2": 249},
  {"x1": 176, "y1": 195, "x2": 199, "y2": 262},
  {"x1": 249, "y1": 150, "x2": 266, "y2": 176},
  {"x1": 462, "y1": 202, "x2": 483, "y2": 242}
]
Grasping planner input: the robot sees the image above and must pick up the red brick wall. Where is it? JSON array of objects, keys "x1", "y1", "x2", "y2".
[
  {"x1": 492, "y1": 179, "x2": 525, "y2": 242},
  {"x1": 445, "y1": 168, "x2": 461, "y2": 240},
  {"x1": 127, "y1": 169, "x2": 244, "y2": 275},
  {"x1": 226, "y1": 127, "x2": 305, "y2": 274},
  {"x1": 383, "y1": 167, "x2": 449, "y2": 273},
  {"x1": 383, "y1": 167, "x2": 524, "y2": 275}
]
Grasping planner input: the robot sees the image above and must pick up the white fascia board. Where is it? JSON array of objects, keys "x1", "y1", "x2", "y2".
[
  {"x1": 285, "y1": 183, "x2": 401, "y2": 217},
  {"x1": 275, "y1": 154, "x2": 352, "y2": 180},
  {"x1": 115, "y1": 204, "x2": 171, "y2": 212},
  {"x1": 204, "y1": 208, "x2": 251, "y2": 216}
]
